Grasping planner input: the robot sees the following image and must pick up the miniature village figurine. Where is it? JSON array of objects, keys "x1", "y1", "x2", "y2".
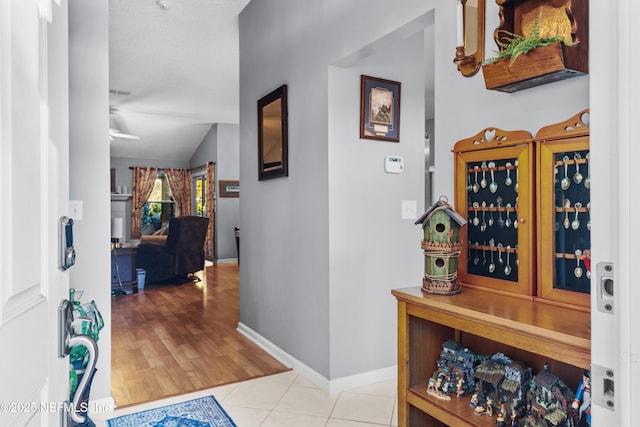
[
  {"x1": 486, "y1": 398, "x2": 494, "y2": 417},
  {"x1": 496, "y1": 403, "x2": 507, "y2": 427},
  {"x1": 572, "y1": 371, "x2": 591, "y2": 426},
  {"x1": 456, "y1": 377, "x2": 465, "y2": 397},
  {"x1": 427, "y1": 375, "x2": 451, "y2": 401},
  {"x1": 469, "y1": 393, "x2": 479, "y2": 408}
]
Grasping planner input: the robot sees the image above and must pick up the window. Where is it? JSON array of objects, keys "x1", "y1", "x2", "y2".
[
  {"x1": 193, "y1": 174, "x2": 206, "y2": 217},
  {"x1": 141, "y1": 172, "x2": 175, "y2": 233}
]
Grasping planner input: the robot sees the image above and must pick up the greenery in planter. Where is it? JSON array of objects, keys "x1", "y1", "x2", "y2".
[{"x1": 485, "y1": 11, "x2": 578, "y2": 67}]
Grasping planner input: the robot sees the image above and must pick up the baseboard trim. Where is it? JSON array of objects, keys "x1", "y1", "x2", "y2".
[
  {"x1": 237, "y1": 322, "x2": 397, "y2": 394},
  {"x1": 215, "y1": 258, "x2": 238, "y2": 264}
]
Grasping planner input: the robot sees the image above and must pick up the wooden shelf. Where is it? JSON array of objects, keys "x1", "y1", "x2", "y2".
[
  {"x1": 482, "y1": 42, "x2": 585, "y2": 93},
  {"x1": 408, "y1": 385, "x2": 500, "y2": 427},
  {"x1": 393, "y1": 286, "x2": 590, "y2": 427},
  {"x1": 482, "y1": 0, "x2": 589, "y2": 93}
]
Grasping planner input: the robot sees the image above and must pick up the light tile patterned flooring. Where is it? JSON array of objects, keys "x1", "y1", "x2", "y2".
[{"x1": 92, "y1": 370, "x2": 398, "y2": 427}]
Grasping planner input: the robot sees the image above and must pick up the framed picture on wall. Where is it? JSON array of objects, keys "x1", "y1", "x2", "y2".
[
  {"x1": 360, "y1": 75, "x2": 401, "y2": 142},
  {"x1": 220, "y1": 180, "x2": 240, "y2": 198}
]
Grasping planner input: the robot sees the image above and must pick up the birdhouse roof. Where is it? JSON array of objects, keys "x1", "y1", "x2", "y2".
[{"x1": 415, "y1": 199, "x2": 467, "y2": 227}]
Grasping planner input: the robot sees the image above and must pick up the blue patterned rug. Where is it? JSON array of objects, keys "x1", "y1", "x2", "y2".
[{"x1": 106, "y1": 396, "x2": 236, "y2": 427}]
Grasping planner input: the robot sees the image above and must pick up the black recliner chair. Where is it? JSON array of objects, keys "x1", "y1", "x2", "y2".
[{"x1": 136, "y1": 216, "x2": 209, "y2": 284}]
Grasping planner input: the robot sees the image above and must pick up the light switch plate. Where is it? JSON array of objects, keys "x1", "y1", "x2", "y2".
[
  {"x1": 402, "y1": 200, "x2": 417, "y2": 220},
  {"x1": 69, "y1": 200, "x2": 83, "y2": 221}
]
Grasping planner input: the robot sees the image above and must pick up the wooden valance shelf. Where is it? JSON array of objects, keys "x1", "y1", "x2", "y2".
[{"x1": 482, "y1": 0, "x2": 589, "y2": 93}]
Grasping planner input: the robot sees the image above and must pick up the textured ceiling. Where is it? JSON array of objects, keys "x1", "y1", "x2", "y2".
[
  {"x1": 109, "y1": 1, "x2": 435, "y2": 161},
  {"x1": 109, "y1": 0, "x2": 250, "y2": 161}
]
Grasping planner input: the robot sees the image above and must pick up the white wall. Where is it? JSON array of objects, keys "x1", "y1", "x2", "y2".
[
  {"x1": 68, "y1": 0, "x2": 112, "y2": 404},
  {"x1": 328, "y1": 30, "x2": 426, "y2": 379},
  {"x1": 239, "y1": 0, "x2": 589, "y2": 389}
]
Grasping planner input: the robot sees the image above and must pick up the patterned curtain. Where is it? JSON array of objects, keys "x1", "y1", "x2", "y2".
[
  {"x1": 131, "y1": 166, "x2": 158, "y2": 238},
  {"x1": 204, "y1": 162, "x2": 215, "y2": 260},
  {"x1": 165, "y1": 168, "x2": 192, "y2": 217}
]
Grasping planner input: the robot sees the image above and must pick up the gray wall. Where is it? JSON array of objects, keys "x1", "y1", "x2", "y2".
[
  {"x1": 69, "y1": 0, "x2": 111, "y2": 403},
  {"x1": 239, "y1": 0, "x2": 589, "y2": 385},
  {"x1": 190, "y1": 123, "x2": 240, "y2": 260}
]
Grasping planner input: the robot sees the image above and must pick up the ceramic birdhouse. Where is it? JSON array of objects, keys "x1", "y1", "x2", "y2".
[{"x1": 415, "y1": 196, "x2": 467, "y2": 295}]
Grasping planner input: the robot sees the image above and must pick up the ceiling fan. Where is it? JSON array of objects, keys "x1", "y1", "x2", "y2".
[
  {"x1": 108, "y1": 94, "x2": 140, "y2": 142},
  {"x1": 109, "y1": 128, "x2": 140, "y2": 142}
]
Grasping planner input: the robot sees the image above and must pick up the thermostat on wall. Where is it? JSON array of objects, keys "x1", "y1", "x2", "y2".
[{"x1": 384, "y1": 156, "x2": 404, "y2": 174}]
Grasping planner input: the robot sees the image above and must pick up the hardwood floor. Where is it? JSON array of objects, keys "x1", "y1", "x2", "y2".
[{"x1": 110, "y1": 262, "x2": 289, "y2": 407}]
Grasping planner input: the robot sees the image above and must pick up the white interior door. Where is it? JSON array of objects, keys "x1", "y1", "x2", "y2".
[{"x1": 0, "y1": 0, "x2": 70, "y2": 425}]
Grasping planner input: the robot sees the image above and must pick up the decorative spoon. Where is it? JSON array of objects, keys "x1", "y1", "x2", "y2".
[
  {"x1": 480, "y1": 201, "x2": 487, "y2": 232},
  {"x1": 472, "y1": 202, "x2": 480, "y2": 226},
  {"x1": 514, "y1": 160, "x2": 519, "y2": 193},
  {"x1": 505, "y1": 162, "x2": 513, "y2": 186},
  {"x1": 497, "y1": 197, "x2": 505, "y2": 229},
  {"x1": 473, "y1": 244, "x2": 480, "y2": 265},
  {"x1": 561, "y1": 155, "x2": 571, "y2": 190},
  {"x1": 488, "y1": 203, "x2": 495, "y2": 227},
  {"x1": 513, "y1": 197, "x2": 519, "y2": 229},
  {"x1": 473, "y1": 166, "x2": 480, "y2": 193},
  {"x1": 574, "y1": 249, "x2": 583, "y2": 278},
  {"x1": 497, "y1": 243, "x2": 504, "y2": 265},
  {"x1": 584, "y1": 153, "x2": 591, "y2": 189},
  {"x1": 480, "y1": 161, "x2": 488, "y2": 188},
  {"x1": 505, "y1": 203, "x2": 512, "y2": 228},
  {"x1": 563, "y1": 198, "x2": 571, "y2": 229},
  {"x1": 587, "y1": 202, "x2": 591, "y2": 231},
  {"x1": 504, "y1": 245, "x2": 512, "y2": 275},
  {"x1": 488, "y1": 161, "x2": 498, "y2": 193},
  {"x1": 489, "y1": 250, "x2": 495, "y2": 273},
  {"x1": 572, "y1": 202, "x2": 582, "y2": 230},
  {"x1": 573, "y1": 153, "x2": 583, "y2": 184}
]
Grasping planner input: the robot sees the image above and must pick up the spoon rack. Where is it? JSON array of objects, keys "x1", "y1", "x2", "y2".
[
  {"x1": 537, "y1": 109, "x2": 591, "y2": 310},
  {"x1": 454, "y1": 110, "x2": 591, "y2": 310},
  {"x1": 454, "y1": 127, "x2": 535, "y2": 296}
]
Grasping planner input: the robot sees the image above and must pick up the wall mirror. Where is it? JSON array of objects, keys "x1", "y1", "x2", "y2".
[
  {"x1": 453, "y1": 0, "x2": 485, "y2": 77},
  {"x1": 257, "y1": 84, "x2": 288, "y2": 180}
]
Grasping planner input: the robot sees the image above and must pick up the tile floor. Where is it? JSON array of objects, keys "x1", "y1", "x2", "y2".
[{"x1": 91, "y1": 371, "x2": 398, "y2": 427}]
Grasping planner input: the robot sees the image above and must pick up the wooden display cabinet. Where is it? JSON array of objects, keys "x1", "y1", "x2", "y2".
[
  {"x1": 536, "y1": 110, "x2": 590, "y2": 310},
  {"x1": 392, "y1": 286, "x2": 590, "y2": 427},
  {"x1": 453, "y1": 128, "x2": 535, "y2": 297}
]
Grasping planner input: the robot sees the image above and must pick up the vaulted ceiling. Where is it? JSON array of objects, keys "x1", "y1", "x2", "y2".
[
  {"x1": 109, "y1": 0, "x2": 435, "y2": 162},
  {"x1": 109, "y1": 0, "x2": 250, "y2": 161}
]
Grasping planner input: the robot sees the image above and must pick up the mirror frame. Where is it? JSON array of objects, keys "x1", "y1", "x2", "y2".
[
  {"x1": 257, "y1": 84, "x2": 289, "y2": 181},
  {"x1": 453, "y1": 0, "x2": 485, "y2": 77}
]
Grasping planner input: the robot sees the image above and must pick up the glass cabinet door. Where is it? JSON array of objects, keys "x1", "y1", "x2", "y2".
[
  {"x1": 537, "y1": 136, "x2": 590, "y2": 309},
  {"x1": 454, "y1": 131, "x2": 535, "y2": 297}
]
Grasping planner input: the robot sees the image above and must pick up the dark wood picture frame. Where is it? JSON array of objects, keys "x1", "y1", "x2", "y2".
[
  {"x1": 360, "y1": 75, "x2": 401, "y2": 142},
  {"x1": 219, "y1": 180, "x2": 239, "y2": 198},
  {"x1": 257, "y1": 84, "x2": 289, "y2": 180}
]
